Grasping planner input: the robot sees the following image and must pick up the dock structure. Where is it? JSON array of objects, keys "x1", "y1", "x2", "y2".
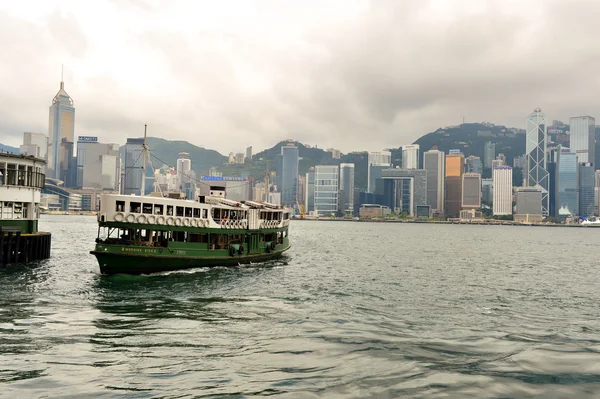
[
  {"x1": 0, "y1": 152, "x2": 52, "y2": 267},
  {"x1": 0, "y1": 228, "x2": 51, "y2": 266}
]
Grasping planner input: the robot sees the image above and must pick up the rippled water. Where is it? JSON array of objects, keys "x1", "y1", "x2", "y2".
[{"x1": 2, "y1": 216, "x2": 600, "y2": 398}]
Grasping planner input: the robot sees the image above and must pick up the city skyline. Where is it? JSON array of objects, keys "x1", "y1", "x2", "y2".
[{"x1": 1, "y1": 1, "x2": 599, "y2": 154}]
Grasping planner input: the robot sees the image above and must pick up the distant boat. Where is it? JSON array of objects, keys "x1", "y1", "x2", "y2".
[{"x1": 581, "y1": 217, "x2": 600, "y2": 225}]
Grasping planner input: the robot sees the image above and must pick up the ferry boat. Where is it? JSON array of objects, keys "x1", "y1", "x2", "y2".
[
  {"x1": 91, "y1": 189, "x2": 291, "y2": 274},
  {"x1": 90, "y1": 130, "x2": 290, "y2": 274},
  {"x1": 0, "y1": 152, "x2": 51, "y2": 266}
]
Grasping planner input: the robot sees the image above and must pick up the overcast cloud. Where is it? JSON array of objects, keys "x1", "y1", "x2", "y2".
[{"x1": 0, "y1": 0, "x2": 599, "y2": 154}]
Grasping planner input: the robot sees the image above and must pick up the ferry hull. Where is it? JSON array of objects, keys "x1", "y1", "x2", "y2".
[{"x1": 91, "y1": 245, "x2": 290, "y2": 275}]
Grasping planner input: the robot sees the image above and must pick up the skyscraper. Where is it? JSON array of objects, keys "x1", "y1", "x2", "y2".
[
  {"x1": 556, "y1": 147, "x2": 578, "y2": 217},
  {"x1": 305, "y1": 168, "x2": 315, "y2": 213},
  {"x1": 423, "y1": 150, "x2": 445, "y2": 214},
  {"x1": 380, "y1": 168, "x2": 427, "y2": 216},
  {"x1": 20, "y1": 132, "x2": 48, "y2": 163},
  {"x1": 176, "y1": 152, "x2": 192, "y2": 191},
  {"x1": 314, "y1": 165, "x2": 339, "y2": 216},
  {"x1": 245, "y1": 146, "x2": 253, "y2": 161},
  {"x1": 339, "y1": 163, "x2": 355, "y2": 214},
  {"x1": 461, "y1": 173, "x2": 481, "y2": 209},
  {"x1": 579, "y1": 162, "x2": 595, "y2": 218},
  {"x1": 402, "y1": 145, "x2": 419, "y2": 169},
  {"x1": 445, "y1": 152, "x2": 464, "y2": 218},
  {"x1": 76, "y1": 137, "x2": 120, "y2": 190},
  {"x1": 526, "y1": 108, "x2": 549, "y2": 216},
  {"x1": 569, "y1": 116, "x2": 595, "y2": 163},
  {"x1": 483, "y1": 141, "x2": 495, "y2": 169},
  {"x1": 124, "y1": 138, "x2": 144, "y2": 195},
  {"x1": 48, "y1": 79, "x2": 75, "y2": 182},
  {"x1": 278, "y1": 145, "x2": 299, "y2": 206},
  {"x1": 493, "y1": 166, "x2": 512, "y2": 215},
  {"x1": 367, "y1": 151, "x2": 391, "y2": 193}
]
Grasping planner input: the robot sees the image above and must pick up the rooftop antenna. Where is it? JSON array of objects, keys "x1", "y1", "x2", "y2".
[
  {"x1": 60, "y1": 64, "x2": 64, "y2": 89},
  {"x1": 141, "y1": 124, "x2": 148, "y2": 196}
]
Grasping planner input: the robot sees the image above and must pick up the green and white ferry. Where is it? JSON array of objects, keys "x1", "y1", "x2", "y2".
[{"x1": 91, "y1": 186, "x2": 291, "y2": 274}]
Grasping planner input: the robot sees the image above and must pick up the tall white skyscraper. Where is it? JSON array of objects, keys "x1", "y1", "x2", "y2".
[
  {"x1": 423, "y1": 149, "x2": 445, "y2": 213},
  {"x1": 526, "y1": 108, "x2": 549, "y2": 216},
  {"x1": 314, "y1": 165, "x2": 339, "y2": 216},
  {"x1": 569, "y1": 116, "x2": 595, "y2": 163},
  {"x1": 493, "y1": 166, "x2": 513, "y2": 215},
  {"x1": 20, "y1": 132, "x2": 48, "y2": 162},
  {"x1": 368, "y1": 151, "x2": 392, "y2": 165},
  {"x1": 48, "y1": 79, "x2": 75, "y2": 181},
  {"x1": 402, "y1": 144, "x2": 419, "y2": 169}
]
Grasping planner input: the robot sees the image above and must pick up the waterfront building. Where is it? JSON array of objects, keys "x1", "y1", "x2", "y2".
[
  {"x1": 402, "y1": 144, "x2": 419, "y2": 169},
  {"x1": 483, "y1": 141, "x2": 495, "y2": 169},
  {"x1": 465, "y1": 156, "x2": 482, "y2": 174},
  {"x1": 48, "y1": 79, "x2": 75, "y2": 183},
  {"x1": 314, "y1": 165, "x2": 339, "y2": 216},
  {"x1": 123, "y1": 138, "x2": 144, "y2": 195},
  {"x1": 526, "y1": 108, "x2": 549, "y2": 216},
  {"x1": 569, "y1": 116, "x2": 595, "y2": 163},
  {"x1": 556, "y1": 147, "x2": 578, "y2": 217},
  {"x1": 339, "y1": 163, "x2": 355, "y2": 214},
  {"x1": 462, "y1": 173, "x2": 481, "y2": 210},
  {"x1": 596, "y1": 171, "x2": 600, "y2": 216},
  {"x1": 76, "y1": 137, "x2": 120, "y2": 190},
  {"x1": 579, "y1": 162, "x2": 595, "y2": 218},
  {"x1": 380, "y1": 168, "x2": 427, "y2": 216},
  {"x1": 423, "y1": 150, "x2": 445, "y2": 214},
  {"x1": 493, "y1": 166, "x2": 512, "y2": 215},
  {"x1": 277, "y1": 145, "x2": 299, "y2": 206},
  {"x1": 445, "y1": 152, "x2": 464, "y2": 218},
  {"x1": 367, "y1": 151, "x2": 391, "y2": 193},
  {"x1": 515, "y1": 186, "x2": 543, "y2": 222},
  {"x1": 297, "y1": 175, "x2": 306, "y2": 206},
  {"x1": 359, "y1": 204, "x2": 391, "y2": 218},
  {"x1": 245, "y1": 146, "x2": 253, "y2": 161},
  {"x1": 368, "y1": 163, "x2": 389, "y2": 194},
  {"x1": 305, "y1": 168, "x2": 315, "y2": 213},
  {"x1": 482, "y1": 178, "x2": 493, "y2": 204}
]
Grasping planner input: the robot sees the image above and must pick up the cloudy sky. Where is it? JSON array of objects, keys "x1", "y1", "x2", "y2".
[{"x1": 0, "y1": 0, "x2": 598, "y2": 154}]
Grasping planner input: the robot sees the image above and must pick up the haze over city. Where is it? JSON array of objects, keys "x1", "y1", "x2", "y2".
[{"x1": 1, "y1": 0, "x2": 599, "y2": 153}]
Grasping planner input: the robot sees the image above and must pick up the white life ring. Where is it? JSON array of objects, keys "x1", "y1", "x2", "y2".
[
  {"x1": 114, "y1": 212, "x2": 125, "y2": 222},
  {"x1": 157, "y1": 215, "x2": 166, "y2": 224},
  {"x1": 175, "y1": 217, "x2": 182, "y2": 226},
  {"x1": 137, "y1": 214, "x2": 147, "y2": 224},
  {"x1": 166, "y1": 216, "x2": 174, "y2": 226},
  {"x1": 189, "y1": 219, "x2": 196, "y2": 227},
  {"x1": 126, "y1": 214, "x2": 136, "y2": 223},
  {"x1": 147, "y1": 215, "x2": 156, "y2": 224},
  {"x1": 202, "y1": 220, "x2": 208, "y2": 228},
  {"x1": 183, "y1": 218, "x2": 190, "y2": 227}
]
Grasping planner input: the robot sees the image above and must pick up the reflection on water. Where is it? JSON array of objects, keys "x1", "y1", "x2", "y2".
[{"x1": 2, "y1": 216, "x2": 600, "y2": 397}]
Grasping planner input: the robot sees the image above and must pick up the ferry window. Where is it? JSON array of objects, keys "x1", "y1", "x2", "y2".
[
  {"x1": 193, "y1": 208, "x2": 200, "y2": 218},
  {"x1": 116, "y1": 201, "x2": 125, "y2": 212},
  {"x1": 189, "y1": 233, "x2": 207, "y2": 243},
  {"x1": 2, "y1": 202, "x2": 12, "y2": 218},
  {"x1": 154, "y1": 204, "x2": 163, "y2": 215},
  {"x1": 176, "y1": 206, "x2": 184, "y2": 217},
  {"x1": 202, "y1": 209, "x2": 208, "y2": 218},
  {"x1": 142, "y1": 203, "x2": 153, "y2": 214},
  {"x1": 130, "y1": 202, "x2": 141, "y2": 213},
  {"x1": 230, "y1": 210, "x2": 237, "y2": 220},
  {"x1": 185, "y1": 207, "x2": 192, "y2": 218},
  {"x1": 167, "y1": 205, "x2": 174, "y2": 216}
]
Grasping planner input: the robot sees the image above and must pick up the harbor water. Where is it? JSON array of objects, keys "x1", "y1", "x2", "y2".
[{"x1": 2, "y1": 215, "x2": 600, "y2": 398}]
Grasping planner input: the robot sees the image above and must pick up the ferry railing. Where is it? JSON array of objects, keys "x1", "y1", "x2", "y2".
[{"x1": 2, "y1": 170, "x2": 45, "y2": 189}]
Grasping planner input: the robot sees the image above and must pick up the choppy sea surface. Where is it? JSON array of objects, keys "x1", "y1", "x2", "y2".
[{"x1": 2, "y1": 216, "x2": 600, "y2": 398}]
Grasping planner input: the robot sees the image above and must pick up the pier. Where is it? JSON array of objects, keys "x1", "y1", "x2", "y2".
[{"x1": 0, "y1": 227, "x2": 51, "y2": 266}]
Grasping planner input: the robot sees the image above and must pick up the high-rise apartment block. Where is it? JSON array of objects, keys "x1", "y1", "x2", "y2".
[
  {"x1": 245, "y1": 146, "x2": 253, "y2": 161},
  {"x1": 465, "y1": 156, "x2": 482, "y2": 174},
  {"x1": 569, "y1": 116, "x2": 595, "y2": 163},
  {"x1": 48, "y1": 80, "x2": 75, "y2": 183},
  {"x1": 526, "y1": 108, "x2": 549, "y2": 216},
  {"x1": 176, "y1": 152, "x2": 192, "y2": 191},
  {"x1": 493, "y1": 166, "x2": 512, "y2": 215},
  {"x1": 402, "y1": 145, "x2": 419, "y2": 169},
  {"x1": 445, "y1": 152, "x2": 464, "y2": 218},
  {"x1": 483, "y1": 141, "x2": 495, "y2": 169},
  {"x1": 423, "y1": 149, "x2": 445, "y2": 214}
]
